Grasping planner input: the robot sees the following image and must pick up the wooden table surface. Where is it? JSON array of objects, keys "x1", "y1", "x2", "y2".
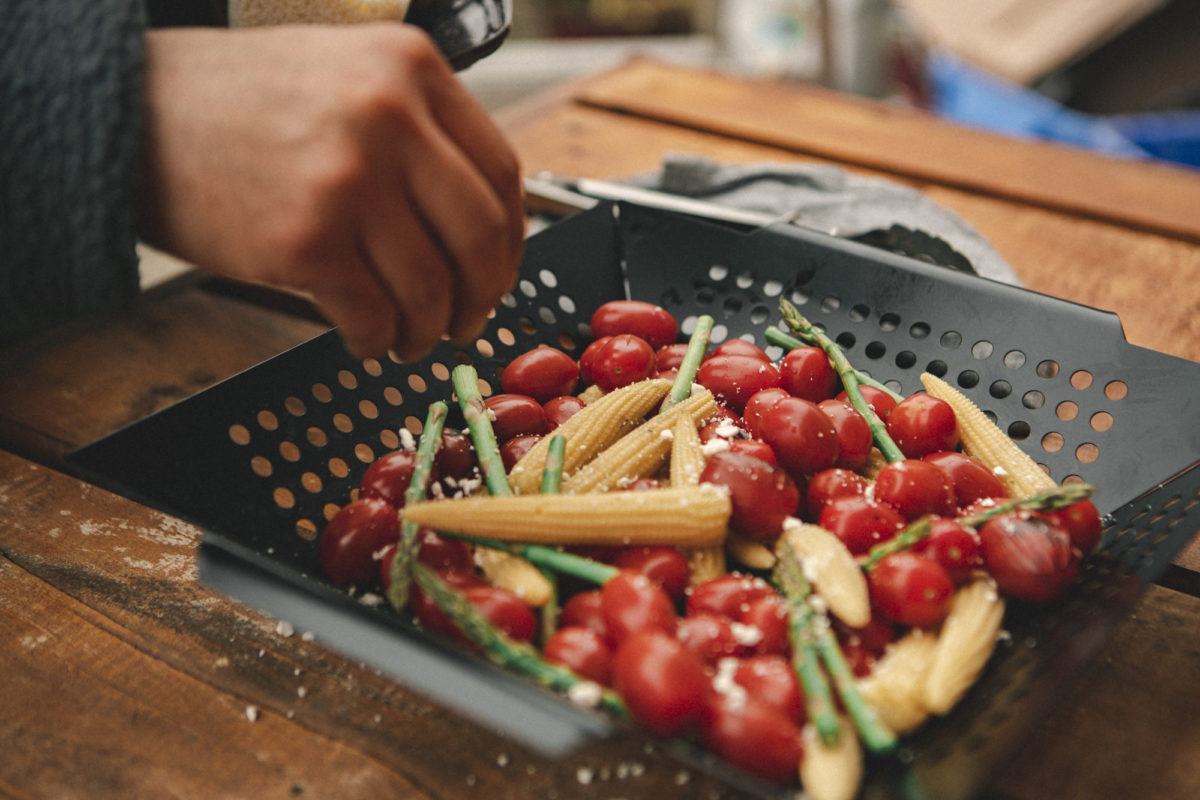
[{"x1": 2, "y1": 59, "x2": 1198, "y2": 800}]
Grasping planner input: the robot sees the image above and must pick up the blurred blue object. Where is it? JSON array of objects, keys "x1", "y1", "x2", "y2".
[{"x1": 926, "y1": 51, "x2": 1200, "y2": 170}]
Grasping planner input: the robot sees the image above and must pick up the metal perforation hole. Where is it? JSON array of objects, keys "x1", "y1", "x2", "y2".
[
  {"x1": 940, "y1": 330, "x2": 962, "y2": 350},
  {"x1": 750, "y1": 305, "x2": 770, "y2": 325},
  {"x1": 251, "y1": 455, "x2": 272, "y2": 477},
  {"x1": 763, "y1": 280, "x2": 784, "y2": 297},
  {"x1": 285, "y1": 396, "x2": 307, "y2": 417},
  {"x1": 926, "y1": 360, "x2": 947, "y2": 377},
  {"x1": 895, "y1": 351, "x2": 917, "y2": 369},
  {"x1": 789, "y1": 288, "x2": 810, "y2": 306},
  {"x1": 1008, "y1": 420, "x2": 1031, "y2": 441},
  {"x1": 495, "y1": 327, "x2": 515, "y2": 347},
  {"x1": 477, "y1": 378, "x2": 494, "y2": 396},
  {"x1": 836, "y1": 332, "x2": 856, "y2": 350},
  {"x1": 362, "y1": 358, "x2": 383, "y2": 377},
  {"x1": 257, "y1": 410, "x2": 279, "y2": 431},
  {"x1": 306, "y1": 427, "x2": 327, "y2": 447},
  {"x1": 1075, "y1": 443, "x2": 1099, "y2": 463},
  {"x1": 387, "y1": 350, "x2": 404, "y2": 365},
  {"x1": 990, "y1": 380, "x2": 1012, "y2": 399},
  {"x1": 538, "y1": 268, "x2": 558, "y2": 288},
  {"x1": 301, "y1": 472, "x2": 323, "y2": 493},
  {"x1": 910, "y1": 321, "x2": 931, "y2": 339},
  {"x1": 328, "y1": 458, "x2": 349, "y2": 479},
  {"x1": 865, "y1": 341, "x2": 886, "y2": 360},
  {"x1": 1004, "y1": 350, "x2": 1027, "y2": 369},
  {"x1": 696, "y1": 286, "x2": 716, "y2": 305},
  {"x1": 850, "y1": 304, "x2": 870, "y2": 322},
  {"x1": 333, "y1": 413, "x2": 353, "y2": 434},
  {"x1": 681, "y1": 315, "x2": 699, "y2": 335},
  {"x1": 709, "y1": 265, "x2": 729, "y2": 281},
  {"x1": 711, "y1": 324, "x2": 729, "y2": 343},
  {"x1": 1105, "y1": 380, "x2": 1128, "y2": 400},
  {"x1": 723, "y1": 296, "x2": 743, "y2": 316},
  {"x1": 323, "y1": 503, "x2": 340, "y2": 522},
  {"x1": 404, "y1": 415, "x2": 423, "y2": 435},
  {"x1": 383, "y1": 386, "x2": 403, "y2": 406},
  {"x1": 429, "y1": 362, "x2": 451, "y2": 382},
  {"x1": 311, "y1": 383, "x2": 333, "y2": 403},
  {"x1": 359, "y1": 399, "x2": 379, "y2": 420},
  {"x1": 500, "y1": 292, "x2": 517, "y2": 308},
  {"x1": 1070, "y1": 370, "x2": 1094, "y2": 390},
  {"x1": 1041, "y1": 432, "x2": 1064, "y2": 453},
  {"x1": 279, "y1": 441, "x2": 301, "y2": 462},
  {"x1": 879, "y1": 313, "x2": 900, "y2": 332},
  {"x1": 407, "y1": 374, "x2": 427, "y2": 393},
  {"x1": 518, "y1": 317, "x2": 536, "y2": 335},
  {"x1": 1022, "y1": 391, "x2": 1045, "y2": 410},
  {"x1": 538, "y1": 306, "x2": 557, "y2": 325},
  {"x1": 337, "y1": 370, "x2": 358, "y2": 390},
  {"x1": 559, "y1": 295, "x2": 576, "y2": 314},
  {"x1": 972, "y1": 341, "x2": 994, "y2": 360},
  {"x1": 957, "y1": 371, "x2": 979, "y2": 389},
  {"x1": 296, "y1": 519, "x2": 318, "y2": 541},
  {"x1": 354, "y1": 443, "x2": 375, "y2": 463},
  {"x1": 558, "y1": 333, "x2": 578, "y2": 352},
  {"x1": 518, "y1": 279, "x2": 537, "y2": 298},
  {"x1": 1091, "y1": 411, "x2": 1114, "y2": 432},
  {"x1": 273, "y1": 487, "x2": 295, "y2": 509},
  {"x1": 1037, "y1": 360, "x2": 1060, "y2": 379},
  {"x1": 475, "y1": 338, "x2": 495, "y2": 358},
  {"x1": 736, "y1": 270, "x2": 755, "y2": 289},
  {"x1": 1056, "y1": 401, "x2": 1078, "y2": 421},
  {"x1": 229, "y1": 424, "x2": 251, "y2": 446},
  {"x1": 379, "y1": 429, "x2": 400, "y2": 450},
  {"x1": 820, "y1": 296, "x2": 841, "y2": 313}
]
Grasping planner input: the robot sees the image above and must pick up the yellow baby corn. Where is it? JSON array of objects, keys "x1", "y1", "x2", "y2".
[
  {"x1": 922, "y1": 577, "x2": 1006, "y2": 714},
  {"x1": 560, "y1": 388, "x2": 717, "y2": 494},
  {"x1": 686, "y1": 545, "x2": 727, "y2": 586},
  {"x1": 474, "y1": 547, "x2": 554, "y2": 607},
  {"x1": 920, "y1": 372, "x2": 1057, "y2": 499},
  {"x1": 777, "y1": 523, "x2": 871, "y2": 628},
  {"x1": 401, "y1": 484, "x2": 732, "y2": 548},
  {"x1": 669, "y1": 412, "x2": 706, "y2": 487},
  {"x1": 577, "y1": 383, "x2": 605, "y2": 405},
  {"x1": 726, "y1": 535, "x2": 777, "y2": 571},
  {"x1": 855, "y1": 630, "x2": 937, "y2": 735},
  {"x1": 507, "y1": 378, "x2": 672, "y2": 495},
  {"x1": 800, "y1": 714, "x2": 863, "y2": 800}
]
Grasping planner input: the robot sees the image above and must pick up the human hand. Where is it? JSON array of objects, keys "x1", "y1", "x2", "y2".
[{"x1": 138, "y1": 23, "x2": 524, "y2": 360}]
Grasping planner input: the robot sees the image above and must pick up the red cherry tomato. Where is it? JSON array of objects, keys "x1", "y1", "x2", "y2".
[
  {"x1": 872, "y1": 458, "x2": 957, "y2": 520},
  {"x1": 687, "y1": 573, "x2": 776, "y2": 619},
  {"x1": 834, "y1": 614, "x2": 897, "y2": 657},
  {"x1": 483, "y1": 393, "x2": 547, "y2": 443},
  {"x1": 758, "y1": 396, "x2": 840, "y2": 478},
  {"x1": 886, "y1": 393, "x2": 960, "y2": 458},
  {"x1": 806, "y1": 468, "x2": 867, "y2": 521},
  {"x1": 601, "y1": 571, "x2": 678, "y2": 645},
  {"x1": 578, "y1": 335, "x2": 613, "y2": 386},
  {"x1": 623, "y1": 477, "x2": 662, "y2": 492},
  {"x1": 701, "y1": 694, "x2": 804, "y2": 785},
  {"x1": 560, "y1": 589, "x2": 608, "y2": 638},
  {"x1": 675, "y1": 613, "x2": 745, "y2": 664},
  {"x1": 358, "y1": 450, "x2": 421, "y2": 508},
  {"x1": 868, "y1": 551, "x2": 955, "y2": 628},
  {"x1": 730, "y1": 654, "x2": 806, "y2": 723},
  {"x1": 590, "y1": 300, "x2": 679, "y2": 350},
  {"x1": 979, "y1": 513, "x2": 1080, "y2": 603},
  {"x1": 696, "y1": 355, "x2": 782, "y2": 414},
  {"x1": 818, "y1": 495, "x2": 906, "y2": 555},
  {"x1": 613, "y1": 630, "x2": 710, "y2": 737},
  {"x1": 655, "y1": 342, "x2": 690, "y2": 374},
  {"x1": 500, "y1": 345, "x2": 579, "y2": 402},
  {"x1": 613, "y1": 546, "x2": 691, "y2": 600},
  {"x1": 727, "y1": 438, "x2": 778, "y2": 466},
  {"x1": 543, "y1": 395, "x2": 585, "y2": 429},
  {"x1": 779, "y1": 346, "x2": 839, "y2": 402},
  {"x1": 916, "y1": 517, "x2": 983, "y2": 584},
  {"x1": 709, "y1": 338, "x2": 771, "y2": 362},
  {"x1": 543, "y1": 626, "x2": 614, "y2": 685},
  {"x1": 434, "y1": 428, "x2": 476, "y2": 482},
  {"x1": 591, "y1": 334, "x2": 658, "y2": 392},
  {"x1": 742, "y1": 387, "x2": 790, "y2": 438},
  {"x1": 320, "y1": 497, "x2": 400, "y2": 586},
  {"x1": 837, "y1": 385, "x2": 898, "y2": 421},
  {"x1": 922, "y1": 451, "x2": 1007, "y2": 510},
  {"x1": 699, "y1": 451, "x2": 801, "y2": 541},
  {"x1": 500, "y1": 433, "x2": 542, "y2": 471},
  {"x1": 409, "y1": 569, "x2": 487, "y2": 636},
  {"x1": 462, "y1": 584, "x2": 538, "y2": 642},
  {"x1": 415, "y1": 527, "x2": 475, "y2": 573},
  {"x1": 817, "y1": 398, "x2": 873, "y2": 471},
  {"x1": 738, "y1": 593, "x2": 790, "y2": 656},
  {"x1": 1040, "y1": 499, "x2": 1103, "y2": 554},
  {"x1": 699, "y1": 413, "x2": 748, "y2": 444}
]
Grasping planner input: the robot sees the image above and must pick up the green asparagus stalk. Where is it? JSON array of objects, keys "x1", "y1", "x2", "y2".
[
  {"x1": 386, "y1": 401, "x2": 448, "y2": 610},
  {"x1": 764, "y1": 326, "x2": 904, "y2": 403},
  {"x1": 661, "y1": 314, "x2": 713, "y2": 412},
  {"x1": 451, "y1": 363, "x2": 512, "y2": 497},
  {"x1": 540, "y1": 434, "x2": 566, "y2": 494},
  {"x1": 443, "y1": 532, "x2": 620, "y2": 586}
]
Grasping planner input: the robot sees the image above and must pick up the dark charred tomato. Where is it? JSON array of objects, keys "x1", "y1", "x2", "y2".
[
  {"x1": 613, "y1": 546, "x2": 691, "y2": 599},
  {"x1": 577, "y1": 335, "x2": 612, "y2": 386},
  {"x1": 415, "y1": 527, "x2": 475, "y2": 573},
  {"x1": 979, "y1": 513, "x2": 1080, "y2": 603},
  {"x1": 601, "y1": 571, "x2": 678, "y2": 645},
  {"x1": 817, "y1": 399, "x2": 873, "y2": 471},
  {"x1": 500, "y1": 433, "x2": 542, "y2": 471},
  {"x1": 868, "y1": 551, "x2": 955, "y2": 628},
  {"x1": 613, "y1": 630, "x2": 710, "y2": 737},
  {"x1": 837, "y1": 385, "x2": 898, "y2": 421},
  {"x1": 500, "y1": 345, "x2": 578, "y2": 402},
  {"x1": 696, "y1": 355, "x2": 782, "y2": 414},
  {"x1": 591, "y1": 334, "x2": 658, "y2": 392},
  {"x1": 922, "y1": 450, "x2": 1007, "y2": 510},
  {"x1": 675, "y1": 613, "x2": 745, "y2": 664},
  {"x1": 543, "y1": 626, "x2": 614, "y2": 685},
  {"x1": 701, "y1": 693, "x2": 804, "y2": 785},
  {"x1": 709, "y1": 338, "x2": 771, "y2": 362},
  {"x1": 738, "y1": 593, "x2": 790, "y2": 656},
  {"x1": 758, "y1": 396, "x2": 840, "y2": 477},
  {"x1": 483, "y1": 393, "x2": 547, "y2": 443},
  {"x1": 1040, "y1": 499, "x2": 1103, "y2": 554},
  {"x1": 742, "y1": 387, "x2": 790, "y2": 438},
  {"x1": 320, "y1": 497, "x2": 400, "y2": 586},
  {"x1": 916, "y1": 517, "x2": 983, "y2": 585},
  {"x1": 887, "y1": 393, "x2": 960, "y2": 458},
  {"x1": 730, "y1": 654, "x2": 806, "y2": 723},
  {"x1": 779, "y1": 346, "x2": 839, "y2": 402},
  {"x1": 727, "y1": 438, "x2": 778, "y2": 466},
  {"x1": 872, "y1": 459, "x2": 957, "y2": 520},
  {"x1": 806, "y1": 468, "x2": 867, "y2": 521},
  {"x1": 434, "y1": 428, "x2": 476, "y2": 482},
  {"x1": 818, "y1": 495, "x2": 906, "y2": 555},
  {"x1": 560, "y1": 589, "x2": 608, "y2": 638},
  {"x1": 543, "y1": 395, "x2": 586, "y2": 429},
  {"x1": 699, "y1": 451, "x2": 801, "y2": 541},
  {"x1": 687, "y1": 573, "x2": 776, "y2": 619},
  {"x1": 358, "y1": 449, "x2": 421, "y2": 508},
  {"x1": 589, "y1": 300, "x2": 679, "y2": 350}
]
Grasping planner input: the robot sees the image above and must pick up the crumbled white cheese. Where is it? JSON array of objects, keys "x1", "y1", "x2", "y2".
[
  {"x1": 275, "y1": 620, "x2": 295, "y2": 638},
  {"x1": 245, "y1": 705, "x2": 260, "y2": 722},
  {"x1": 701, "y1": 438, "x2": 731, "y2": 456},
  {"x1": 399, "y1": 428, "x2": 416, "y2": 451},
  {"x1": 567, "y1": 681, "x2": 604, "y2": 709}
]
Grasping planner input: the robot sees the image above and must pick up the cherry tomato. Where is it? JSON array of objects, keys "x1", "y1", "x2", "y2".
[
  {"x1": 818, "y1": 495, "x2": 906, "y2": 555},
  {"x1": 613, "y1": 546, "x2": 691, "y2": 600},
  {"x1": 358, "y1": 450, "x2": 421, "y2": 508},
  {"x1": 462, "y1": 584, "x2": 538, "y2": 642},
  {"x1": 738, "y1": 593, "x2": 790, "y2": 656},
  {"x1": 696, "y1": 355, "x2": 782, "y2": 414},
  {"x1": 592, "y1": 334, "x2": 658, "y2": 392},
  {"x1": 779, "y1": 346, "x2": 839, "y2": 402},
  {"x1": 709, "y1": 338, "x2": 771, "y2": 362},
  {"x1": 590, "y1": 300, "x2": 679, "y2": 350},
  {"x1": 655, "y1": 342, "x2": 690, "y2": 374},
  {"x1": 699, "y1": 413, "x2": 747, "y2": 445},
  {"x1": 416, "y1": 527, "x2": 475, "y2": 573},
  {"x1": 868, "y1": 551, "x2": 955, "y2": 628},
  {"x1": 758, "y1": 396, "x2": 839, "y2": 477},
  {"x1": 806, "y1": 468, "x2": 867, "y2": 521},
  {"x1": 601, "y1": 571, "x2": 678, "y2": 645},
  {"x1": 543, "y1": 395, "x2": 585, "y2": 429},
  {"x1": 742, "y1": 387, "x2": 790, "y2": 438},
  {"x1": 979, "y1": 513, "x2": 1079, "y2": 603},
  {"x1": 320, "y1": 497, "x2": 400, "y2": 586},
  {"x1": 687, "y1": 573, "x2": 776, "y2": 619},
  {"x1": 613, "y1": 630, "x2": 710, "y2": 737},
  {"x1": 887, "y1": 393, "x2": 960, "y2": 458},
  {"x1": 434, "y1": 428, "x2": 476, "y2": 482},
  {"x1": 916, "y1": 517, "x2": 983, "y2": 584},
  {"x1": 409, "y1": 569, "x2": 487, "y2": 637},
  {"x1": 623, "y1": 477, "x2": 662, "y2": 492},
  {"x1": 559, "y1": 589, "x2": 608, "y2": 638},
  {"x1": 834, "y1": 614, "x2": 897, "y2": 657},
  {"x1": 699, "y1": 451, "x2": 801, "y2": 541},
  {"x1": 701, "y1": 693, "x2": 804, "y2": 785},
  {"x1": 500, "y1": 433, "x2": 542, "y2": 471},
  {"x1": 730, "y1": 654, "x2": 806, "y2": 723},
  {"x1": 577, "y1": 335, "x2": 613, "y2": 386},
  {"x1": 1040, "y1": 499, "x2": 1103, "y2": 554},
  {"x1": 483, "y1": 393, "x2": 547, "y2": 443},
  {"x1": 922, "y1": 451, "x2": 1007, "y2": 510},
  {"x1": 543, "y1": 625, "x2": 614, "y2": 685},
  {"x1": 500, "y1": 345, "x2": 578, "y2": 402},
  {"x1": 675, "y1": 613, "x2": 745, "y2": 664},
  {"x1": 727, "y1": 438, "x2": 778, "y2": 466},
  {"x1": 837, "y1": 385, "x2": 898, "y2": 421},
  {"x1": 872, "y1": 458, "x2": 957, "y2": 520},
  {"x1": 817, "y1": 398, "x2": 873, "y2": 471}
]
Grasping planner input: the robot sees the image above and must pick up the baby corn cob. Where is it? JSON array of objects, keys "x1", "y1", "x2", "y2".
[
  {"x1": 922, "y1": 577, "x2": 1006, "y2": 714},
  {"x1": 577, "y1": 383, "x2": 605, "y2": 405},
  {"x1": 777, "y1": 523, "x2": 871, "y2": 628},
  {"x1": 800, "y1": 714, "x2": 863, "y2": 800},
  {"x1": 685, "y1": 545, "x2": 726, "y2": 585},
  {"x1": 669, "y1": 412, "x2": 706, "y2": 487},
  {"x1": 475, "y1": 547, "x2": 554, "y2": 607},
  {"x1": 726, "y1": 535, "x2": 777, "y2": 570},
  {"x1": 855, "y1": 630, "x2": 937, "y2": 735},
  {"x1": 400, "y1": 484, "x2": 732, "y2": 548},
  {"x1": 560, "y1": 388, "x2": 717, "y2": 494},
  {"x1": 507, "y1": 378, "x2": 672, "y2": 495},
  {"x1": 920, "y1": 372, "x2": 1057, "y2": 498}
]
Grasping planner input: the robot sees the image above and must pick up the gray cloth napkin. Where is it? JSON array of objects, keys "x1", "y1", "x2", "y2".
[{"x1": 628, "y1": 153, "x2": 1020, "y2": 285}]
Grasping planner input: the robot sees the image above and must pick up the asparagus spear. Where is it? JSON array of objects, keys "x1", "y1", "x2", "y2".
[
  {"x1": 451, "y1": 363, "x2": 512, "y2": 497},
  {"x1": 764, "y1": 325, "x2": 903, "y2": 403},
  {"x1": 661, "y1": 314, "x2": 714, "y2": 411},
  {"x1": 385, "y1": 401, "x2": 448, "y2": 610}
]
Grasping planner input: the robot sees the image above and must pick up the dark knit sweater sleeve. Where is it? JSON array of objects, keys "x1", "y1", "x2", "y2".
[{"x1": 1, "y1": 0, "x2": 146, "y2": 341}]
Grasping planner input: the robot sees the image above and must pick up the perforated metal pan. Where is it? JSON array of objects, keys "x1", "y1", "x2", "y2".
[{"x1": 68, "y1": 202, "x2": 1200, "y2": 799}]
